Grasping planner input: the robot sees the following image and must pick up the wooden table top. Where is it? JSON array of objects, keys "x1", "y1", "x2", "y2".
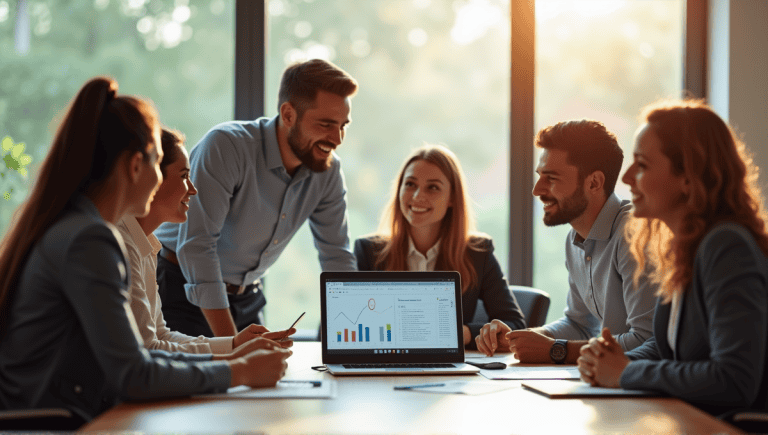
[{"x1": 81, "y1": 342, "x2": 742, "y2": 434}]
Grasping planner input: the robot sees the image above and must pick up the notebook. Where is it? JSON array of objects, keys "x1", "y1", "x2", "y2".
[
  {"x1": 522, "y1": 380, "x2": 661, "y2": 398},
  {"x1": 320, "y1": 271, "x2": 480, "y2": 376}
]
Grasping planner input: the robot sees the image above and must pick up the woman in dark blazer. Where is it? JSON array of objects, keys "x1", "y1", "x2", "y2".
[
  {"x1": 577, "y1": 99, "x2": 768, "y2": 415},
  {"x1": 355, "y1": 144, "x2": 525, "y2": 349},
  {"x1": 0, "y1": 77, "x2": 290, "y2": 424}
]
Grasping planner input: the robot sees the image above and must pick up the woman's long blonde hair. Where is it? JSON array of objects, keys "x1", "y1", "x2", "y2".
[
  {"x1": 372, "y1": 144, "x2": 487, "y2": 293},
  {"x1": 627, "y1": 99, "x2": 768, "y2": 302}
]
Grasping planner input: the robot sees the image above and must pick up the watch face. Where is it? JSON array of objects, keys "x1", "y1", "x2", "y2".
[{"x1": 550, "y1": 341, "x2": 567, "y2": 362}]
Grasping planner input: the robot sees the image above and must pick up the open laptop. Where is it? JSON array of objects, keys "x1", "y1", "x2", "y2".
[{"x1": 320, "y1": 271, "x2": 479, "y2": 376}]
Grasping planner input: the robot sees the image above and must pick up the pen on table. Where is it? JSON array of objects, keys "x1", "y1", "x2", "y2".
[{"x1": 394, "y1": 383, "x2": 446, "y2": 390}]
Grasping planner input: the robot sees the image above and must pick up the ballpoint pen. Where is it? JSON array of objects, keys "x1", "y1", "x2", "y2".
[
  {"x1": 393, "y1": 383, "x2": 446, "y2": 390},
  {"x1": 279, "y1": 312, "x2": 305, "y2": 341}
]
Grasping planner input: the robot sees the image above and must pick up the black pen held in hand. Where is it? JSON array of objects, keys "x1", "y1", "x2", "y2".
[{"x1": 279, "y1": 312, "x2": 305, "y2": 341}]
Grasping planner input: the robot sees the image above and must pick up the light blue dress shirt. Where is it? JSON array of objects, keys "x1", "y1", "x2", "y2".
[
  {"x1": 155, "y1": 116, "x2": 357, "y2": 310},
  {"x1": 540, "y1": 193, "x2": 656, "y2": 350}
]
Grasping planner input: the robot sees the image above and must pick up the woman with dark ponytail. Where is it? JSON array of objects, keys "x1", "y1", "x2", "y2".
[{"x1": 0, "y1": 77, "x2": 291, "y2": 425}]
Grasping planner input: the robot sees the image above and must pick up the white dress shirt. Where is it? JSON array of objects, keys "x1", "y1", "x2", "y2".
[
  {"x1": 118, "y1": 217, "x2": 233, "y2": 354},
  {"x1": 406, "y1": 238, "x2": 440, "y2": 271}
]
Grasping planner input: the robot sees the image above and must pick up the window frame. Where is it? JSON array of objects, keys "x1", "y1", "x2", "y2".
[{"x1": 234, "y1": 0, "x2": 708, "y2": 287}]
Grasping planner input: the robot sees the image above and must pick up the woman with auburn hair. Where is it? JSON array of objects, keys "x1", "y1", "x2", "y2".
[
  {"x1": 577, "y1": 99, "x2": 768, "y2": 415},
  {"x1": 0, "y1": 77, "x2": 290, "y2": 425},
  {"x1": 116, "y1": 128, "x2": 295, "y2": 356},
  {"x1": 355, "y1": 144, "x2": 525, "y2": 348}
]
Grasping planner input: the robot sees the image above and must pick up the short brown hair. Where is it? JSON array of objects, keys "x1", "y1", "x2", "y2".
[
  {"x1": 277, "y1": 59, "x2": 358, "y2": 117},
  {"x1": 535, "y1": 119, "x2": 623, "y2": 196}
]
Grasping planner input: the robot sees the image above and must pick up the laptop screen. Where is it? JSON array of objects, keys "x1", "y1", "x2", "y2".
[{"x1": 321, "y1": 271, "x2": 464, "y2": 364}]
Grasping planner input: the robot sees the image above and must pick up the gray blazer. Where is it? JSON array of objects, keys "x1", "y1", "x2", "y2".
[
  {"x1": 622, "y1": 223, "x2": 768, "y2": 414},
  {"x1": 354, "y1": 236, "x2": 526, "y2": 349},
  {"x1": 0, "y1": 195, "x2": 230, "y2": 420}
]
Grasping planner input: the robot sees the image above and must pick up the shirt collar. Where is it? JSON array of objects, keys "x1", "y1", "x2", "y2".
[
  {"x1": 407, "y1": 237, "x2": 441, "y2": 261},
  {"x1": 263, "y1": 115, "x2": 312, "y2": 182},
  {"x1": 120, "y1": 216, "x2": 162, "y2": 257},
  {"x1": 577, "y1": 192, "x2": 624, "y2": 243},
  {"x1": 263, "y1": 115, "x2": 284, "y2": 171}
]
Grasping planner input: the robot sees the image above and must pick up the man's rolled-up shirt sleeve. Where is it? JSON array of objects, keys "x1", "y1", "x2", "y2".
[
  {"x1": 177, "y1": 130, "x2": 243, "y2": 309},
  {"x1": 309, "y1": 158, "x2": 357, "y2": 272}
]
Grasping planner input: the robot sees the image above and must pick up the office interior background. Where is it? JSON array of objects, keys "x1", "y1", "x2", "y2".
[{"x1": 0, "y1": 0, "x2": 766, "y2": 333}]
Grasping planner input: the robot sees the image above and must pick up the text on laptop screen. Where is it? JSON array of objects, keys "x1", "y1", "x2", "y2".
[{"x1": 325, "y1": 279, "x2": 459, "y2": 354}]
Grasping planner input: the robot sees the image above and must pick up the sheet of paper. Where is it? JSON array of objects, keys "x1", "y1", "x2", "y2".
[
  {"x1": 522, "y1": 380, "x2": 661, "y2": 398},
  {"x1": 197, "y1": 379, "x2": 336, "y2": 399},
  {"x1": 478, "y1": 365, "x2": 581, "y2": 380},
  {"x1": 395, "y1": 380, "x2": 519, "y2": 395}
]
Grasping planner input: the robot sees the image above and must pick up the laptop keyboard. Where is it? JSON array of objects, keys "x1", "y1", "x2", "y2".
[{"x1": 342, "y1": 363, "x2": 457, "y2": 369}]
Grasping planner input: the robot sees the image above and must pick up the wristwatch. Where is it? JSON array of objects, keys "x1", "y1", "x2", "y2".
[{"x1": 550, "y1": 339, "x2": 568, "y2": 364}]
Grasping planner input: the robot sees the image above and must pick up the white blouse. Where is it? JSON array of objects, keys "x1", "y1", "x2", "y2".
[
  {"x1": 117, "y1": 216, "x2": 233, "y2": 354},
  {"x1": 406, "y1": 238, "x2": 440, "y2": 271},
  {"x1": 667, "y1": 290, "x2": 683, "y2": 356}
]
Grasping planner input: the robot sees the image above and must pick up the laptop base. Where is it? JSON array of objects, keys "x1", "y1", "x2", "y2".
[{"x1": 325, "y1": 363, "x2": 479, "y2": 376}]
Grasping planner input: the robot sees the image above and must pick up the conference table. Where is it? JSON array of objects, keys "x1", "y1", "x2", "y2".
[{"x1": 81, "y1": 342, "x2": 742, "y2": 434}]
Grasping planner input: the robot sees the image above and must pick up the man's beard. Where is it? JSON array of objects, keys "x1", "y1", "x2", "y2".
[
  {"x1": 287, "y1": 124, "x2": 333, "y2": 173},
  {"x1": 542, "y1": 186, "x2": 588, "y2": 227}
]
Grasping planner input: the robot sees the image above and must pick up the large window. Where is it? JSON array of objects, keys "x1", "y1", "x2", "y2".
[
  {"x1": 265, "y1": 0, "x2": 510, "y2": 330},
  {"x1": 0, "y1": 0, "x2": 235, "y2": 233},
  {"x1": 0, "y1": 0, "x2": 691, "y2": 334},
  {"x1": 533, "y1": 0, "x2": 684, "y2": 322}
]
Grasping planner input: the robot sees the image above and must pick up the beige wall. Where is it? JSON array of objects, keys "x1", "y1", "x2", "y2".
[{"x1": 708, "y1": 0, "x2": 768, "y2": 194}]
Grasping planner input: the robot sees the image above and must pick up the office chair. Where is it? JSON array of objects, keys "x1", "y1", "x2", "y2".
[
  {"x1": 0, "y1": 407, "x2": 88, "y2": 431},
  {"x1": 471, "y1": 285, "x2": 551, "y2": 328}
]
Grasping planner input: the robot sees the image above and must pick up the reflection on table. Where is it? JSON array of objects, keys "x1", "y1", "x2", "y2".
[{"x1": 81, "y1": 342, "x2": 742, "y2": 434}]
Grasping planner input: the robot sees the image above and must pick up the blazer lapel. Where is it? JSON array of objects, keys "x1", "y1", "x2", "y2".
[{"x1": 653, "y1": 299, "x2": 675, "y2": 359}]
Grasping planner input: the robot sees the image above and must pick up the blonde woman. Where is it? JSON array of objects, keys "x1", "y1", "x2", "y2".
[{"x1": 355, "y1": 144, "x2": 525, "y2": 348}]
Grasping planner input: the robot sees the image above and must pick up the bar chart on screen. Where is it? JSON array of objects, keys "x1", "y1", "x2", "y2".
[
  {"x1": 330, "y1": 295, "x2": 396, "y2": 346},
  {"x1": 325, "y1": 281, "x2": 458, "y2": 349}
]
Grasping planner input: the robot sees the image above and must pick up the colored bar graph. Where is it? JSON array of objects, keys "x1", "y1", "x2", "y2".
[
  {"x1": 387, "y1": 324, "x2": 392, "y2": 342},
  {"x1": 344, "y1": 329, "x2": 348, "y2": 342},
  {"x1": 379, "y1": 326, "x2": 384, "y2": 341},
  {"x1": 352, "y1": 331, "x2": 356, "y2": 342},
  {"x1": 358, "y1": 324, "x2": 363, "y2": 342},
  {"x1": 336, "y1": 332, "x2": 341, "y2": 342},
  {"x1": 365, "y1": 327, "x2": 370, "y2": 342}
]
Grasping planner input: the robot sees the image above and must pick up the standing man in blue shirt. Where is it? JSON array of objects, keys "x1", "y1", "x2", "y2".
[
  {"x1": 155, "y1": 59, "x2": 358, "y2": 337},
  {"x1": 476, "y1": 120, "x2": 657, "y2": 363}
]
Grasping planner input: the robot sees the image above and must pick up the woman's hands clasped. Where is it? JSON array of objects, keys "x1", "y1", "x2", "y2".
[{"x1": 577, "y1": 327, "x2": 630, "y2": 388}]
